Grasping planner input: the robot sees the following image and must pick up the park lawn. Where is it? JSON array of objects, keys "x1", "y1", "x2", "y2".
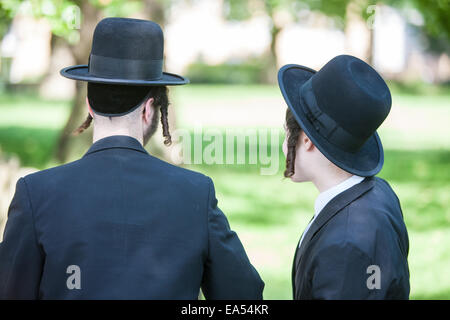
[
  {"x1": 0, "y1": 84, "x2": 449, "y2": 299},
  {"x1": 193, "y1": 162, "x2": 450, "y2": 299}
]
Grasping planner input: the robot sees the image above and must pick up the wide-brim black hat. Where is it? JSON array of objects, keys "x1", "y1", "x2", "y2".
[
  {"x1": 278, "y1": 55, "x2": 391, "y2": 177},
  {"x1": 61, "y1": 66, "x2": 188, "y2": 86},
  {"x1": 60, "y1": 17, "x2": 188, "y2": 86}
]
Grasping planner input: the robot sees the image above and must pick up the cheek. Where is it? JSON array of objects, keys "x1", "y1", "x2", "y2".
[
  {"x1": 290, "y1": 146, "x2": 301, "y2": 173},
  {"x1": 295, "y1": 145, "x2": 303, "y2": 167}
]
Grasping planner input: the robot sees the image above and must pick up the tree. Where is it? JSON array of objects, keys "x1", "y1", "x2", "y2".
[
  {"x1": 55, "y1": 0, "x2": 172, "y2": 162},
  {"x1": 389, "y1": 0, "x2": 450, "y2": 55},
  {"x1": 0, "y1": 0, "x2": 140, "y2": 161},
  {"x1": 223, "y1": 0, "x2": 294, "y2": 83},
  {"x1": 1, "y1": 0, "x2": 179, "y2": 163},
  {"x1": 224, "y1": 0, "x2": 449, "y2": 75},
  {"x1": 222, "y1": 0, "x2": 354, "y2": 82},
  {"x1": 406, "y1": 0, "x2": 450, "y2": 39},
  {"x1": 0, "y1": 1, "x2": 16, "y2": 39},
  {"x1": 55, "y1": 0, "x2": 102, "y2": 162}
]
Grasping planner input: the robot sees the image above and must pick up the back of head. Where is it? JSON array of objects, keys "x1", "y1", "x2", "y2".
[
  {"x1": 75, "y1": 83, "x2": 171, "y2": 146},
  {"x1": 87, "y1": 82, "x2": 152, "y2": 116}
]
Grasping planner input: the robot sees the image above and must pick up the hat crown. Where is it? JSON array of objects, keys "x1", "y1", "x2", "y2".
[
  {"x1": 59, "y1": 16, "x2": 189, "y2": 91},
  {"x1": 91, "y1": 17, "x2": 164, "y2": 60},
  {"x1": 87, "y1": 17, "x2": 165, "y2": 81},
  {"x1": 311, "y1": 55, "x2": 391, "y2": 142}
]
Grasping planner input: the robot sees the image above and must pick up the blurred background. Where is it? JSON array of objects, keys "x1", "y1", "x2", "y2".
[{"x1": 0, "y1": 0, "x2": 449, "y2": 299}]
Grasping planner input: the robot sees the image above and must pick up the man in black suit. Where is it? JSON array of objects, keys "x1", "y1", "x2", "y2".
[
  {"x1": 0, "y1": 17, "x2": 264, "y2": 299},
  {"x1": 278, "y1": 55, "x2": 410, "y2": 299}
]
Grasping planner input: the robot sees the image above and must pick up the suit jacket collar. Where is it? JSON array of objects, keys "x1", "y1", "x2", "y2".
[
  {"x1": 84, "y1": 135, "x2": 148, "y2": 157},
  {"x1": 292, "y1": 176, "x2": 376, "y2": 298}
]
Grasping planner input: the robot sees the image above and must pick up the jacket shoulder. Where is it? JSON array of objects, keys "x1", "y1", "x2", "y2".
[
  {"x1": 318, "y1": 178, "x2": 406, "y2": 255},
  {"x1": 22, "y1": 158, "x2": 84, "y2": 186},
  {"x1": 22, "y1": 153, "x2": 213, "y2": 205},
  {"x1": 148, "y1": 155, "x2": 211, "y2": 184}
]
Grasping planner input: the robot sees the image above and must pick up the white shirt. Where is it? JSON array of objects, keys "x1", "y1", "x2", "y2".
[{"x1": 298, "y1": 175, "x2": 365, "y2": 248}]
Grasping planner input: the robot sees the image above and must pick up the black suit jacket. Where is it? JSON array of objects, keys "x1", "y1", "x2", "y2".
[
  {"x1": 292, "y1": 177, "x2": 410, "y2": 299},
  {"x1": 0, "y1": 135, "x2": 264, "y2": 299}
]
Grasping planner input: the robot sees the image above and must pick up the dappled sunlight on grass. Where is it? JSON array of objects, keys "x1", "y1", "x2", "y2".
[
  {"x1": 0, "y1": 85, "x2": 449, "y2": 299},
  {"x1": 196, "y1": 160, "x2": 450, "y2": 299},
  {"x1": 0, "y1": 93, "x2": 69, "y2": 129},
  {"x1": 0, "y1": 126, "x2": 60, "y2": 168},
  {"x1": 408, "y1": 228, "x2": 450, "y2": 299}
]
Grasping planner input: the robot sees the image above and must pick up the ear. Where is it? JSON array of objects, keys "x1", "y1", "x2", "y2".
[
  {"x1": 86, "y1": 97, "x2": 94, "y2": 118},
  {"x1": 302, "y1": 131, "x2": 315, "y2": 151},
  {"x1": 142, "y1": 97, "x2": 155, "y2": 124}
]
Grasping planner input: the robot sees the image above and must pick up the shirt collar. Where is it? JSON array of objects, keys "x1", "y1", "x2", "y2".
[
  {"x1": 83, "y1": 135, "x2": 148, "y2": 157},
  {"x1": 314, "y1": 175, "x2": 365, "y2": 216}
]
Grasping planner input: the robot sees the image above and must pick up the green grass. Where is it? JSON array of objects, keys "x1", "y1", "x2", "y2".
[
  {"x1": 0, "y1": 84, "x2": 449, "y2": 299},
  {"x1": 192, "y1": 149, "x2": 450, "y2": 299},
  {"x1": 0, "y1": 92, "x2": 69, "y2": 167}
]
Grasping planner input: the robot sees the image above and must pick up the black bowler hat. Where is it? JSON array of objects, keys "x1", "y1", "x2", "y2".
[
  {"x1": 60, "y1": 17, "x2": 188, "y2": 86},
  {"x1": 278, "y1": 55, "x2": 392, "y2": 177}
]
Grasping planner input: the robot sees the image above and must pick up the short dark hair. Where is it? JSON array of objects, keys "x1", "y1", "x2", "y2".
[{"x1": 74, "y1": 84, "x2": 172, "y2": 146}]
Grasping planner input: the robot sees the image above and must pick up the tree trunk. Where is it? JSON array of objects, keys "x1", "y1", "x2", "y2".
[
  {"x1": 55, "y1": 1, "x2": 102, "y2": 162},
  {"x1": 143, "y1": 0, "x2": 166, "y2": 26},
  {"x1": 143, "y1": 0, "x2": 177, "y2": 162},
  {"x1": 344, "y1": 0, "x2": 374, "y2": 64},
  {"x1": 264, "y1": 2, "x2": 282, "y2": 85},
  {"x1": 367, "y1": 25, "x2": 374, "y2": 66},
  {"x1": 266, "y1": 23, "x2": 281, "y2": 83}
]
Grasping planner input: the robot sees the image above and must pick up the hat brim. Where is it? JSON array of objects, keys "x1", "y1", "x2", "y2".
[
  {"x1": 278, "y1": 64, "x2": 384, "y2": 177},
  {"x1": 60, "y1": 65, "x2": 189, "y2": 85}
]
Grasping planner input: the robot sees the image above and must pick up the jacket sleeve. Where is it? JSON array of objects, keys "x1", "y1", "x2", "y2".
[
  {"x1": 0, "y1": 178, "x2": 44, "y2": 299},
  {"x1": 201, "y1": 178, "x2": 264, "y2": 299},
  {"x1": 309, "y1": 241, "x2": 393, "y2": 300}
]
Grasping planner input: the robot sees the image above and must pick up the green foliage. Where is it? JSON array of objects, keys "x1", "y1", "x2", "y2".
[
  {"x1": 410, "y1": 0, "x2": 450, "y2": 39},
  {"x1": 386, "y1": 0, "x2": 450, "y2": 48},
  {"x1": 91, "y1": 0, "x2": 143, "y2": 18},
  {"x1": 307, "y1": 0, "x2": 351, "y2": 19},
  {"x1": 0, "y1": 0, "x2": 83, "y2": 43},
  {"x1": 223, "y1": 0, "x2": 252, "y2": 21},
  {"x1": 223, "y1": 0, "x2": 353, "y2": 23},
  {"x1": 0, "y1": 0, "x2": 20, "y2": 38},
  {"x1": 223, "y1": 0, "x2": 450, "y2": 45},
  {"x1": 0, "y1": 0, "x2": 146, "y2": 44}
]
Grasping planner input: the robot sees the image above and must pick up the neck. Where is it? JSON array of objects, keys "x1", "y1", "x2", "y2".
[
  {"x1": 311, "y1": 164, "x2": 353, "y2": 193},
  {"x1": 93, "y1": 126, "x2": 143, "y2": 145}
]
